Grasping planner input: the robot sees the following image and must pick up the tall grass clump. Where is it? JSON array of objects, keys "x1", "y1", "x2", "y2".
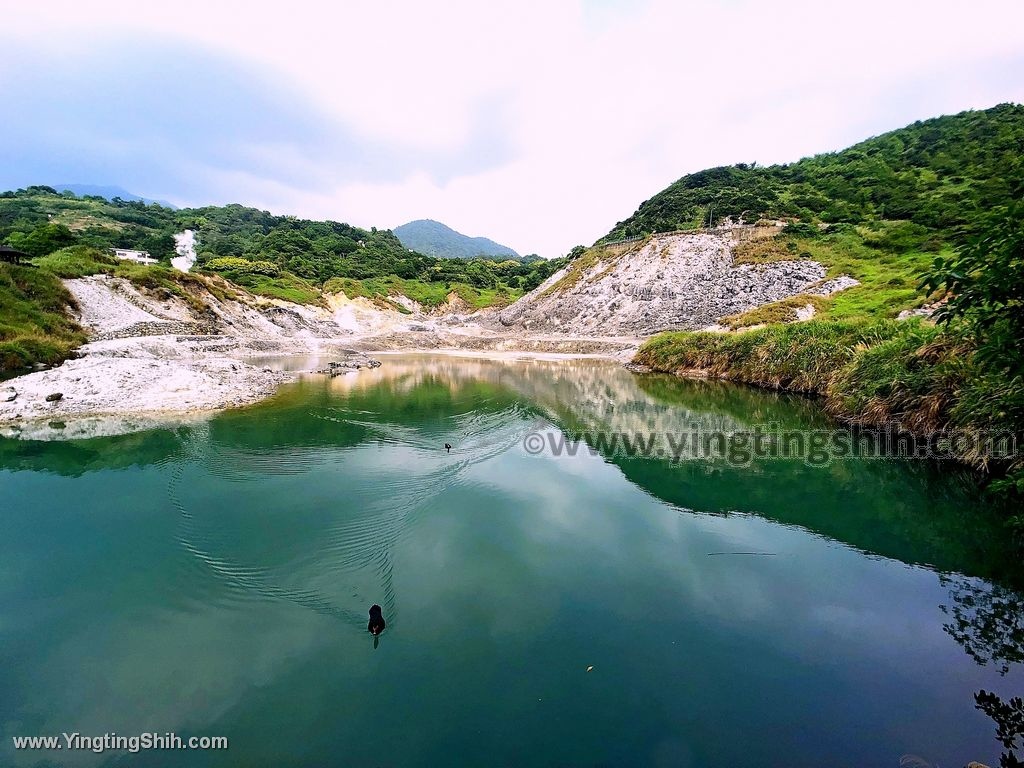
[
  {"x1": 826, "y1": 324, "x2": 966, "y2": 431},
  {"x1": 638, "y1": 320, "x2": 906, "y2": 393},
  {"x1": 0, "y1": 261, "x2": 86, "y2": 371},
  {"x1": 637, "y1": 318, "x2": 1023, "y2": 497}
]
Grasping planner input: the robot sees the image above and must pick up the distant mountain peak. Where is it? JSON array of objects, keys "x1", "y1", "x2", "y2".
[
  {"x1": 53, "y1": 183, "x2": 177, "y2": 209},
  {"x1": 394, "y1": 219, "x2": 520, "y2": 260}
]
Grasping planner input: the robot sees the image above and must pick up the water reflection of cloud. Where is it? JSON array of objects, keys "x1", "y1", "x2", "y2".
[
  {"x1": 4, "y1": 356, "x2": 1022, "y2": 767},
  {"x1": 10, "y1": 602, "x2": 333, "y2": 767}
]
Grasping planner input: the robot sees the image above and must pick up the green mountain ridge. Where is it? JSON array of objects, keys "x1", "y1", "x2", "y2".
[
  {"x1": 393, "y1": 219, "x2": 521, "y2": 260},
  {"x1": 604, "y1": 103, "x2": 1024, "y2": 243}
]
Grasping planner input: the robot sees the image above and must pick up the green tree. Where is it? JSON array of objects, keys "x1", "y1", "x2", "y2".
[
  {"x1": 6, "y1": 223, "x2": 78, "y2": 257},
  {"x1": 921, "y1": 201, "x2": 1024, "y2": 372}
]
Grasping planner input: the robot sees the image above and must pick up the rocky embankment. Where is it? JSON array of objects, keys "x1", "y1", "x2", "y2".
[
  {"x1": 495, "y1": 229, "x2": 857, "y2": 335},
  {"x1": 0, "y1": 275, "x2": 378, "y2": 438}
]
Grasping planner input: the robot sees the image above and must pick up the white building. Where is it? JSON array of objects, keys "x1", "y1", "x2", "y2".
[{"x1": 111, "y1": 248, "x2": 158, "y2": 265}]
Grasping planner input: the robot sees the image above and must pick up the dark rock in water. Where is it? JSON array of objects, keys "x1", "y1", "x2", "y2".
[
  {"x1": 45, "y1": 392, "x2": 63, "y2": 402},
  {"x1": 48, "y1": 421, "x2": 66, "y2": 430},
  {"x1": 1, "y1": 388, "x2": 16, "y2": 402}
]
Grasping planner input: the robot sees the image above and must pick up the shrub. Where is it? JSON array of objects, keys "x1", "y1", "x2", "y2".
[
  {"x1": 205, "y1": 257, "x2": 280, "y2": 277},
  {"x1": 921, "y1": 201, "x2": 1024, "y2": 374},
  {"x1": 0, "y1": 262, "x2": 86, "y2": 371},
  {"x1": 33, "y1": 245, "x2": 118, "y2": 278}
]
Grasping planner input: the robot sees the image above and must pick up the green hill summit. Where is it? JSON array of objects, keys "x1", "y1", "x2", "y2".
[{"x1": 394, "y1": 219, "x2": 520, "y2": 260}]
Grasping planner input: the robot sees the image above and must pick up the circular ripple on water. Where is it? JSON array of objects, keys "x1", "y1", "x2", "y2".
[{"x1": 167, "y1": 405, "x2": 533, "y2": 631}]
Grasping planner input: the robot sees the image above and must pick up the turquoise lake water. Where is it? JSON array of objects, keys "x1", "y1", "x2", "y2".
[{"x1": 1, "y1": 355, "x2": 1022, "y2": 767}]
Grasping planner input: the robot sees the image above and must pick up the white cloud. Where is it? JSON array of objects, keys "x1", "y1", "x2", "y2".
[{"x1": 4, "y1": 0, "x2": 1024, "y2": 256}]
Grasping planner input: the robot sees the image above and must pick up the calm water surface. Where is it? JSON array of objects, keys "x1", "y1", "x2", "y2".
[{"x1": 1, "y1": 355, "x2": 1022, "y2": 767}]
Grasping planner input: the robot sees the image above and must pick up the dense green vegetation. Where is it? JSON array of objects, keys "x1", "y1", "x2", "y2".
[
  {"x1": 0, "y1": 188, "x2": 563, "y2": 306},
  {"x1": 922, "y1": 200, "x2": 1024, "y2": 373},
  {"x1": 0, "y1": 187, "x2": 179, "y2": 259},
  {"x1": 393, "y1": 219, "x2": 523, "y2": 260},
  {"x1": 605, "y1": 104, "x2": 1024, "y2": 241}
]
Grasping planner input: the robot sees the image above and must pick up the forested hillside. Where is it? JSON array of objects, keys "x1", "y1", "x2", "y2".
[
  {"x1": 605, "y1": 103, "x2": 1024, "y2": 242},
  {"x1": 0, "y1": 189, "x2": 562, "y2": 306},
  {"x1": 394, "y1": 219, "x2": 521, "y2": 260}
]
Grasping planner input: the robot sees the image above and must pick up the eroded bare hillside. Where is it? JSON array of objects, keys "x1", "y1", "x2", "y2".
[{"x1": 495, "y1": 230, "x2": 857, "y2": 335}]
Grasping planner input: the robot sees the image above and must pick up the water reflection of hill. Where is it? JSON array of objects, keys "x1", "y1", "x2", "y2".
[
  {"x1": 1, "y1": 354, "x2": 1018, "y2": 592},
  {"x1": 297, "y1": 356, "x2": 1019, "y2": 589},
  {"x1": 0, "y1": 428, "x2": 184, "y2": 477}
]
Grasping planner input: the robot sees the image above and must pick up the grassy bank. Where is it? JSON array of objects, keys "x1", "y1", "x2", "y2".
[
  {"x1": 722, "y1": 222, "x2": 941, "y2": 328},
  {"x1": 36, "y1": 246, "x2": 242, "y2": 310},
  {"x1": 0, "y1": 262, "x2": 87, "y2": 371},
  {"x1": 635, "y1": 320, "x2": 1023, "y2": 490},
  {"x1": 207, "y1": 270, "x2": 322, "y2": 305}
]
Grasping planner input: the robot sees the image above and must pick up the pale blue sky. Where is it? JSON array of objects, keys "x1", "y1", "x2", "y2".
[{"x1": 2, "y1": 0, "x2": 1023, "y2": 256}]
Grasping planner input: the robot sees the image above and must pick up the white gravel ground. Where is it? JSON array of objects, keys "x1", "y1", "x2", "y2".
[{"x1": 65, "y1": 277, "x2": 168, "y2": 331}]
